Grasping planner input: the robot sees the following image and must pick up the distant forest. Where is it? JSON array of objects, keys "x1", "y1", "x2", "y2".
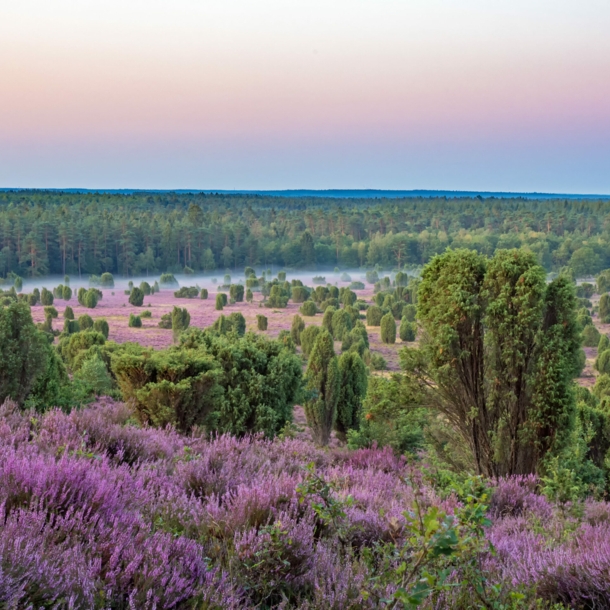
[{"x1": 0, "y1": 190, "x2": 609, "y2": 278}]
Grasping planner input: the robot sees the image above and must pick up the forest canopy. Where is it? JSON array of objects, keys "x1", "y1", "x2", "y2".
[{"x1": 0, "y1": 190, "x2": 609, "y2": 278}]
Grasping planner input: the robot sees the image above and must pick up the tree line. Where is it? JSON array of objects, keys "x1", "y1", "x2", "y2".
[{"x1": 1, "y1": 190, "x2": 610, "y2": 278}]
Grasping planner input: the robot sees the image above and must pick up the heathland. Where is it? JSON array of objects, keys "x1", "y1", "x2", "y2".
[{"x1": 2, "y1": 192, "x2": 610, "y2": 608}]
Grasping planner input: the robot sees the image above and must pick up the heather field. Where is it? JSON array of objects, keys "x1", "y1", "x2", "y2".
[
  {"x1": 27, "y1": 274, "x2": 405, "y2": 370},
  {"x1": 1, "y1": 397, "x2": 608, "y2": 609}
]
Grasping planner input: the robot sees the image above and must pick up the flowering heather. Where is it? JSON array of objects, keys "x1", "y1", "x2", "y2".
[{"x1": 0, "y1": 398, "x2": 608, "y2": 608}]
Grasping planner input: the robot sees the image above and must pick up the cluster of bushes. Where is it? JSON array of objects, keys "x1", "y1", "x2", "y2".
[
  {"x1": 174, "y1": 286, "x2": 200, "y2": 298},
  {"x1": 89, "y1": 272, "x2": 115, "y2": 287},
  {"x1": 77, "y1": 287, "x2": 102, "y2": 308},
  {"x1": 52, "y1": 284, "x2": 72, "y2": 300}
]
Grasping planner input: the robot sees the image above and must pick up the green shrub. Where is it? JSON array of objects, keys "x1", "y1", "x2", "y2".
[
  {"x1": 171, "y1": 306, "x2": 191, "y2": 340},
  {"x1": 141, "y1": 310, "x2": 152, "y2": 318},
  {"x1": 159, "y1": 273, "x2": 178, "y2": 287},
  {"x1": 229, "y1": 284, "x2": 245, "y2": 302},
  {"x1": 256, "y1": 314, "x2": 268, "y2": 331},
  {"x1": 291, "y1": 286, "x2": 309, "y2": 303},
  {"x1": 322, "y1": 306, "x2": 336, "y2": 335},
  {"x1": 595, "y1": 349, "x2": 610, "y2": 374},
  {"x1": 62, "y1": 285, "x2": 72, "y2": 300},
  {"x1": 370, "y1": 353, "x2": 387, "y2": 370},
  {"x1": 335, "y1": 351, "x2": 367, "y2": 441},
  {"x1": 399, "y1": 316, "x2": 417, "y2": 342},
  {"x1": 349, "y1": 281, "x2": 365, "y2": 290},
  {"x1": 331, "y1": 308, "x2": 353, "y2": 341},
  {"x1": 366, "y1": 305, "x2": 383, "y2": 326},
  {"x1": 312, "y1": 276, "x2": 326, "y2": 285},
  {"x1": 599, "y1": 334, "x2": 610, "y2": 352},
  {"x1": 300, "y1": 301, "x2": 317, "y2": 316},
  {"x1": 93, "y1": 318, "x2": 110, "y2": 339},
  {"x1": 63, "y1": 319, "x2": 80, "y2": 335},
  {"x1": 44, "y1": 306, "x2": 58, "y2": 319},
  {"x1": 213, "y1": 312, "x2": 246, "y2": 336},
  {"x1": 174, "y1": 286, "x2": 199, "y2": 299},
  {"x1": 380, "y1": 313, "x2": 396, "y2": 344},
  {"x1": 582, "y1": 324, "x2": 601, "y2": 347},
  {"x1": 300, "y1": 325, "x2": 322, "y2": 357},
  {"x1": 200, "y1": 288, "x2": 208, "y2": 299},
  {"x1": 139, "y1": 281, "x2": 151, "y2": 295},
  {"x1": 63, "y1": 305, "x2": 74, "y2": 320},
  {"x1": 128, "y1": 314, "x2": 142, "y2": 328},
  {"x1": 341, "y1": 289, "x2": 357, "y2": 307},
  {"x1": 290, "y1": 315, "x2": 305, "y2": 346},
  {"x1": 78, "y1": 314, "x2": 94, "y2": 330},
  {"x1": 403, "y1": 303, "x2": 417, "y2": 322},
  {"x1": 246, "y1": 288, "x2": 253, "y2": 303},
  {"x1": 600, "y1": 294, "x2": 610, "y2": 323},
  {"x1": 215, "y1": 293, "x2": 225, "y2": 311},
  {"x1": 158, "y1": 313, "x2": 172, "y2": 329},
  {"x1": 266, "y1": 285, "x2": 289, "y2": 308},
  {"x1": 40, "y1": 287, "x2": 53, "y2": 306},
  {"x1": 100, "y1": 272, "x2": 114, "y2": 287}
]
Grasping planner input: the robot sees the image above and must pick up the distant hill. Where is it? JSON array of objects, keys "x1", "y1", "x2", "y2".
[{"x1": 1, "y1": 188, "x2": 609, "y2": 199}]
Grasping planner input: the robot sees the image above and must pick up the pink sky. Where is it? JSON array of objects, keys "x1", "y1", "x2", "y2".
[{"x1": 1, "y1": 0, "x2": 609, "y2": 192}]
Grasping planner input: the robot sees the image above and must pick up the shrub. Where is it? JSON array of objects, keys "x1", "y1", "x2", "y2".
[
  {"x1": 229, "y1": 284, "x2": 245, "y2": 302},
  {"x1": 78, "y1": 314, "x2": 94, "y2": 330},
  {"x1": 290, "y1": 315, "x2": 305, "y2": 346},
  {"x1": 171, "y1": 306, "x2": 191, "y2": 340},
  {"x1": 0, "y1": 301, "x2": 49, "y2": 405},
  {"x1": 62, "y1": 285, "x2": 72, "y2": 300},
  {"x1": 300, "y1": 301, "x2": 317, "y2": 316},
  {"x1": 304, "y1": 331, "x2": 340, "y2": 446},
  {"x1": 380, "y1": 313, "x2": 396, "y2": 344},
  {"x1": 366, "y1": 305, "x2": 383, "y2": 326},
  {"x1": 349, "y1": 281, "x2": 365, "y2": 290},
  {"x1": 83, "y1": 289, "x2": 100, "y2": 309},
  {"x1": 370, "y1": 352, "x2": 387, "y2": 370},
  {"x1": 395, "y1": 271, "x2": 409, "y2": 287},
  {"x1": 40, "y1": 287, "x2": 54, "y2": 306},
  {"x1": 291, "y1": 286, "x2": 309, "y2": 303},
  {"x1": 44, "y1": 306, "x2": 58, "y2": 319},
  {"x1": 174, "y1": 286, "x2": 199, "y2": 299},
  {"x1": 63, "y1": 305, "x2": 74, "y2": 320},
  {"x1": 215, "y1": 293, "x2": 225, "y2": 311},
  {"x1": 213, "y1": 312, "x2": 246, "y2": 337},
  {"x1": 322, "y1": 306, "x2": 336, "y2": 335},
  {"x1": 335, "y1": 351, "x2": 367, "y2": 441},
  {"x1": 277, "y1": 271, "x2": 286, "y2": 281},
  {"x1": 246, "y1": 288, "x2": 253, "y2": 303},
  {"x1": 158, "y1": 313, "x2": 172, "y2": 329},
  {"x1": 139, "y1": 281, "x2": 151, "y2": 295},
  {"x1": 128, "y1": 314, "x2": 142, "y2": 328},
  {"x1": 331, "y1": 308, "x2": 353, "y2": 341},
  {"x1": 595, "y1": 349, "x2": 610, "y2": 374},
  {"x1": 100, "y1": 272, "x2": 115, "y2": 287},
  {"x1": 63, "y1": 319, "x2": 80, "y2": 335},
  {"x1": 582, "y1": 324, "x2": 601, "y2": 347},
  {"x1": 300, "y1": 326, "x2": 321, "y2": 358},
  {"x1": 93, "y1": 318, "x2": 110, "y2": 339},
  {"x1": 159, "y1": 273, "x2": 179, "y2": 287},
  {"x1": 599, "y1": 334, "x2": 610, "y2": 352},
  {"x1": 399, "y1": 316, "x2": 417, "y2": 342},
  {"x1": 200, "y1": 288, "x2": 208, "y2": 299},
  {"x1": 403, "y1": 303, "x2": 417, "y2": 322},
  {"x1": 256, "y1": 314, "x2": 268, "y2": 331},
  {"x1": 266, "y1": 285, "x2": 288, "y2": 308},
  {"x1": 128, "y1": 287, "x2": 144, "y2": 307},
  {"x1": 312, "y1": 276, "x2": 326, "y2": 285},
  {"x1": 600, "y1": 294, "x2": 610, "y2": 323}
]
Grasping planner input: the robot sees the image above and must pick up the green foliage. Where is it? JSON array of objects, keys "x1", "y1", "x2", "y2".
[
  {"x1": 411, "y1": 248, "x2": 581, "y2": 477},
  {"x1": 600, "y1": 294, "x2": 610, "y2": 323},
  {"x1": 63, "y1": 305, "x2": 74, "y2": 320},
  {"x1": 200, "y1": 288, "x2": 208, "y2": 299},
  {"x1": 158, "y1": 313, "x2": 172, "y2": 329},
  {"x1": 40, "y1": 287, "x2": 53, "y2": 306},
  {"x1": 129, "y1": 287, "x2": 145, "y2": 306},
  {"x1": 299, "y1": 300, "x2": 317, "y2": 316},
  {"x1": 347, "y1": 375, "x2": 426, "y2": 453},
  {"x1": 93, "y1": 318, "x2": 110, "y2": 339},
  {"x1": 58, "y1": 331, "x2": 106, "y2": 371},
  {"x1": 229, "y1": 284, "x2": 245, "y2": 302},
  {"x1": 100, "y1": 272, "x2": 114, "y2": 287},
  {"x1": 215, "y1": 293, "x2": 225, "y2": 310},
  {"x1": 582, "y1": 324, "x2": 601, "y2": 347},
  {"x1": 128, "y1": 314, "x2": 142, "y2": 328},
  {"x1": 380, "y1": 312, "x2": 397, "y2": 344},
  {"x1": 74, "y1": 354, "x2": 114, "y2": 396},
  {"x1": 140, "y1": 310, "x2": 152, "y2": 318},
  {"x1": 174, "y1": 286, "x2": 199, "y2": 299},
  {"x1": 245, "y1": 288, "x2": 253, "y2": 303},
  {"x1": 335, "y1": 351, "x2": 367, "y2": 441},
  {"x1": 400, "y1": 316, "x2": 417, "y2": 342},
  {"x1": 62, "y1": 285, "x2": 72, "y2": 300},
  {"x1": 159, "y1": 273, "x2": 178, "y2": 287},
  {"x1": 78, "y1": 314, "x2": 94, "y2": 330},
  {"x1": 44, "y1": 306, "x2": 58, "y2": 319},
  {"x1": 63, "y1": 319, "x2": 80, "y2": 335},
  {"x1": 139, "y1": 281, "x2": 151, "y2": 295},
  {"x1": 212, "y1": 312, "x2": 246, "y2": 337},
  {"x1": 322, "y1": 305, "x2": 336, "y2": 335},
  {"x1": 303, "y1": 330, "x2": 340, "y2": 446},
  {"x1": 171, "y1": 306, "x2": 191, "y2": 340},
  {"x1": 291, "y1": 285, "x2": 309, "y2": 303},
  {"x1": 83, "y1": 288, "x2": 100, "y2": 309},
  {"x1": 0, "y1": 302, "x2": 50, "y2": 406},
  {"x1": 369, "y1": 352, "x2": 387, "y2": 370},
  {"x1": 340, "y1": 289, "x2": 357, "y2": 307},
  {"x1": 300, "y1": 325, "x2": 321, "y2": 358},
  {"x1": 595, "y1": 349, "x2": 610, "y2": 374},
  {"x1": 113, "y1": 330, "x2": 302, "y2": 436},
  {"x1": 256, "y1": 314, "x2": 268, "y2": 331},
  {"x1": 599, "y1": 334, "x2": 610, "y2": 352},
  {"x1": 341, "y1": 322, "x2": 369, "y2": 357},
  {"x1": 597, "y1": 270, "x2": 610, "y2": 294},
  {"x1": 266, "y1": 284, "x2": 289, "y2": 308},
  {"x1": 290, "y1": 315, "x2": 305, "y2": 346},
  {"x1": 349, "y1": 281, "x2": 365, "y2": 290},
  {"x1": 366, "y1": 305, "x2": 384, "y2": 326}
]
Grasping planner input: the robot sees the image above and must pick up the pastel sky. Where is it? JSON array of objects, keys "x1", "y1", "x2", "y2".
[{"x1": 1, "y1": 0, "x2": 609, "y2": 192}]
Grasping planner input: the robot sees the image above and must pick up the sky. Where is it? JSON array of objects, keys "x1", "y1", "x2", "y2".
[{"x1": 1, "y1": 0, "x2": 609, "y2": 193}]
